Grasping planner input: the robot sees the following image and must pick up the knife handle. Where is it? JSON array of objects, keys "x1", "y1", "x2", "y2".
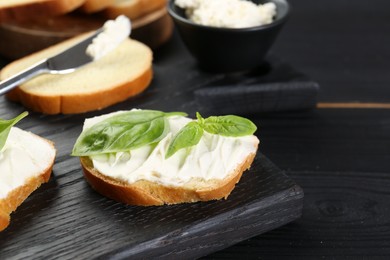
[{"x1": 0, "y1": 59, "x2": 48, "y2": 96}]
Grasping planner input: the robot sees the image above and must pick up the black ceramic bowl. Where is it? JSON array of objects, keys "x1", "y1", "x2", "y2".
[{"x1": 168, "y1": 0, "x2": 290, "y2": 73}]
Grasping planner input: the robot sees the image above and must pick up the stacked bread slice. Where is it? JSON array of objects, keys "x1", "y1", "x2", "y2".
[
  {"x1": 0, "y1": 0, "x2": 86, "y2": 22},
  {"x1": 0, "y1": 0, "x2": 168, "y2": 22},
  {"x1": 79, "y1": 0, "x2": 116, "y2": 14},
  {"x1": 0, "y1": 0, "x2": 172, "y2": 59},
  {"x1": 103, "y1": 0, "x2": 167, "y2": 20}
]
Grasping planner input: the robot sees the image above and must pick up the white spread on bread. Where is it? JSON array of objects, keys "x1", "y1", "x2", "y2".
[
  {"x1": 0, "y1": 128, "x2": 55, "y2": 199},
  {"x1": 86, "y1": 15, "x2": 131, "y2": 60},
  {"x1": 175, "y1": 0, "x2": 276, "y2": 28},
  {"x1": 83, "y1": 111, "x2": 259, "y2": 187}
]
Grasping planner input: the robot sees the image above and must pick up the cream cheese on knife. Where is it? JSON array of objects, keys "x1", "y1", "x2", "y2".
[{"x1": 86, "y1": 15, "x2": 131, "y2": 60}]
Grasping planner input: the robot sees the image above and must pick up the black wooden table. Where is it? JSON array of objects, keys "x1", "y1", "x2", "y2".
[
  {"x1": 206, "y1": 0, "x2": 390, "y2": 258},
  {"x1": 1, "y1": 0, "x2": 389, "y2": 258}
]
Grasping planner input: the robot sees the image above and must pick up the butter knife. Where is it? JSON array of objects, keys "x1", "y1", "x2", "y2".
[{"x1": 0, "y1": 29, "x2": 102, "y2": 96}]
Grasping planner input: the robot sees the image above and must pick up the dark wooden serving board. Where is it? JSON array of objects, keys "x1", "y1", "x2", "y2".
[
  {"x1": 0, "y1": 152, "x2": 302, "y2": 259},
  {"x1": 0, "y1": 33, "x2": 304, "y2": 259}
]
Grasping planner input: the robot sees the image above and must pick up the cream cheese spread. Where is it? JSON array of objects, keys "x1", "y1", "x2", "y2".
[
  {"x1": 86, "y1": 15, "x2": 131, "y2": 60},
  {"x1": 0, "y1": 128, "x2": 55, "y2": 199},
  {"x1": 175, "y1": 0, "x2": 277, "y2": 28},
  {"x1": 84, "y1": 111, "x2": 259, "y2": 187}
]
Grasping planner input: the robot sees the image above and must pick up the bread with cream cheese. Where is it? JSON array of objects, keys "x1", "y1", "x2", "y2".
[
  {"x1": 0, "y1": 0, "x2": 86, "y2": 22},
  {"x1": 103, "y1": 0, "x2": 167, "y2": 20},
  {"x1": 0, "y1": 127, "x2": 56, "y2": 231},
  {"x1": 80, "y1": 151, "x2": 256, "y2": 205},
  {"x1": 74, "y1": 111, "x2": 259, "y2": 206},
  {"x1": 0, "y1": 33, "x2": 153, "y2": 114}
]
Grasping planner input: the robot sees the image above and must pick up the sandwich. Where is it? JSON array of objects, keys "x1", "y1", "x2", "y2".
[
  {"x1": 72, "y1": 109, "x2": 259, "y2": 205},
  {"x1": 0, "y1": 112, "x2": 56, "y2": 231}
]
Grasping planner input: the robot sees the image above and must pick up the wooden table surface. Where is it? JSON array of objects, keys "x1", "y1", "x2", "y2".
[
  {"x1": 206, "y1": 0, "x2": 390, "y2": 258},
  {"x1": 0, "y1": 0, "x2": 389, "y2": 259}
]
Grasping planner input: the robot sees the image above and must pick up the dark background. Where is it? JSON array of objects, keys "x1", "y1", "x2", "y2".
[
  {"x1": 206, "y1": 0, "x2": 390, "y2": 258},
  {"x1": 0, "y1": 0, "x2": 389, "y2": 258}
]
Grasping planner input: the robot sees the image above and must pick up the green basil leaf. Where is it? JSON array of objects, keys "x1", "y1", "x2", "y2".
[
  {"x1": 203, "y1": 114, "x2": 257, "y2": 137},
  {"x1": 165, "y1": 111, "x2": 188, "y2": 117},
  {"x1": 165, "y1": 121, "x2": 203, "y2": 159},
  {"x1": 196, "y1": 112, "x2": 205, "y2": 126},
  {"x1": 0, "y1": 111, "x2": 28, "y2": 151},
  {"x1": 72, "y1": 110, "x2": 184, "y2": 156}
]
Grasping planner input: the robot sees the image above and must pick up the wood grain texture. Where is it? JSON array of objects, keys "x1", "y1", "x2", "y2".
[
  {"x1": 204, "y1": 108, "x2": 390, "y2": 259},
  {"x1": 205, "y1": 170, "x2": 390, "y2": 259},
  {"x1": 317, "y1": 102, "x2": 390, "y2": 109}
]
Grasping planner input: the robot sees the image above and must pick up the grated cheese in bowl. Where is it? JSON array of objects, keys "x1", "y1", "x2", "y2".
[{"x1": 175, "y1": 0, "x2": 277, "y2": 28}]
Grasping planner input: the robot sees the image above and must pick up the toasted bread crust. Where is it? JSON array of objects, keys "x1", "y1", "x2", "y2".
[
  {"x1": 2, "y1": 33, "x2": 154, "y2": 115},
  {"x1": 6, "y1": 67, "x2": 153, "y2": 114},
  {"x1": 104, "y1": 0, "x2": 167, "y2": 20},
  {"x1": 80, "y1": 151, "x2": 257, "y2": 206},
  {"x1": 79, "y1": 0, "x2": 115, "y2": 13},
  {"x1": 0, "y1": 137, "x2": 55, "y2": 232},
  {"x1": 0, "y1": 0, "x2": 85, "y2": 23}
]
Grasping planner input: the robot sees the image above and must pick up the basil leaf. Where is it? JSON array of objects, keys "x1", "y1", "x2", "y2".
[
  {"x1": 165, "y1": 121, "x2": 203, "y2": 159},
  {"x1": 0, "y1": 111, "x2": 28, "y2": 151},
  {"x1": 72, "y1": 110, "x2": 185, "y2": 156},
  {"x1": 203, "y1": 114, "x2": 257, "y2": 137},
  {"x1": 196, "y1": 112, "x2": 205, "y2": 126},
  {"x1": 165, "y1": 111, "x2": 188, "y2": 117}
]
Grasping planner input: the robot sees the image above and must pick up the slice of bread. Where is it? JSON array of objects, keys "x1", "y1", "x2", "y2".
[
  {"x1": 75, "y1": 111, "x2": 259, "y2": 206},
  {"x1": 103, "y1": 0, "x2": 167, "y2": 20},
  {"x1": 0, "y1": 0, "x2": 86, "y2": 22},
  {"x1": 0, "y1": 33, "x2": 153, "y2": 114},
  {"x1": 79, "y1": 0, "x2": 115, "y2": 13},
  {"x1": 0, "y1": 127, "x2": 56, "y2": 231},
  {"x1": 80, "y1": 151, "x2": 257, "y2": 206}
]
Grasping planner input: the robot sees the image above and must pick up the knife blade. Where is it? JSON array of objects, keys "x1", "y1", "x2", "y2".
[{"x1": 0, "y1": 28, "x2": 102, "y2": 96}]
